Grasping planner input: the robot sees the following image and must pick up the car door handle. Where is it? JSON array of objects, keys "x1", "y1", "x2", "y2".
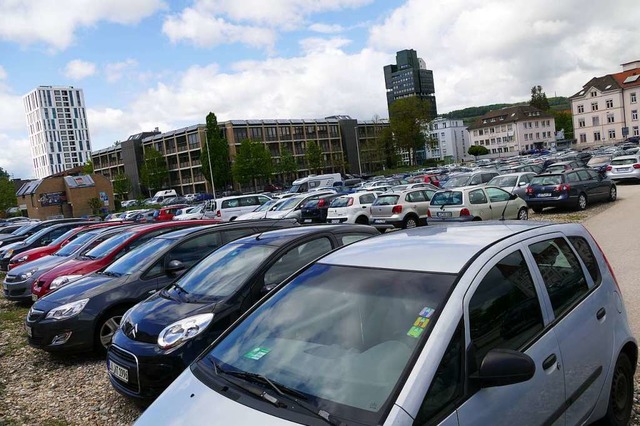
[
  {"x1": 596, "y1": 307, "x2": 606, "y2": 320},
  {"x1": 543, "y1": 353, "x2": 557, "y2": 370}
]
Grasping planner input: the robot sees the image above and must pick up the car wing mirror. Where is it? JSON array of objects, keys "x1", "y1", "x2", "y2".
[
  {"x1": 166, "y1": 259, "x2": 186, "y2": 275},
  {"x1": 518, "y1": 182, "x2": 527, "y2": 187},
  {"x1": 470, "y1": 348, "x2": 535, "y2": 388},
  {"x1": 510, "y1": 193, "x2": 519, "y2": 200}
]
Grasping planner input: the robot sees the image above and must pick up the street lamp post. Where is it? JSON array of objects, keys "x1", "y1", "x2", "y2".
[{"x1": 205, "y1": 132, "x2": 216, "y2": 200}]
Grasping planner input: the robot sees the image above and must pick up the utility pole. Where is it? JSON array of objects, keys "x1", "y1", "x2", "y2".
[{"x1": 205, "y1": 132, "x2": 216, "y2": 199}]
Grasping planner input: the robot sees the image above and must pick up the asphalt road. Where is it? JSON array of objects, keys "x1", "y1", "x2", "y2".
[{"x1": 584, "y1": 183, "x2": 640, "y2": 337}]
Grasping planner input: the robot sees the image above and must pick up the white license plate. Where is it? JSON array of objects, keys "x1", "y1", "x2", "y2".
[
  {"x1": 32, "y1": 294, "x2": 38, "y2": 302},
  {"x1": 109, "y1": 360, "x2": 129, "y2": 383},
  {"x1": 303, "y1": 219, "x2": 312, "y2": 223},
  {"x1": 329, "y1": 219, "x2": 340, "y2": 223},
  {"x1": 373, "y1": 219, "x2": 386, "y2": 224},
  {"x1": 437, "y1": 211, "x2": 452, "y2": 218},
  {"x1": 25, "y1": 324, "x2": 32, "y2": 337},
  {"x1": 616, "y1": 168, "x2": 630, "y2": 172},
  {"x1": 537, "y1": 193, "x2": 552, "y2": 197}
]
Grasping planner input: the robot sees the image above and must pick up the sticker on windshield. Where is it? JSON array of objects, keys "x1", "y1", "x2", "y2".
[
  {"x1": 407, "y1": 326, "x2": 424, "y2": 338},
  {"x1": 413, "y1": 316, "x2": 430, "y2": 328},
  {"x1": 419, "y1": 307, "x2": 435, "y2": 318},
  {"x1": 243, "y1": 347, "x2": 271, "y2": 360}
]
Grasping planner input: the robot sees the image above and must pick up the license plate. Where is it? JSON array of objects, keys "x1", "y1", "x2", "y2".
[
  {"x1": 437, "y1": 211, "x2": 452, "y2": 218},
  {"x1": 109, "y1": 360, "x2": 129, "y2": 383},
  {"x1": 373, "y1": 219, "x2": 386, "y2": 224},
  {"x1": 329, "y1": 219, "x2": 340, "y2": 223},
  {"x1": 32, "y1": 294, "x2": 38, "y2": 302},
  {"x1": 303, "y1": 219, "x2": 312, "y2": 223},
  {"x1": 25, "y1": 324, "x2": 32, "y2": 337},
  {"x1": 616, "y1": 168, "x2": 630, "y2": 172},
  {"x1": 537, "y1": 193, "x2": 552, "y2": 197}
]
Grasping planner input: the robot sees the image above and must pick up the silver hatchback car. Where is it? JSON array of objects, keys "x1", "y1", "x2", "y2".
[{"x1": 135, "y1": 222, "x2": 636, "y2": 426}]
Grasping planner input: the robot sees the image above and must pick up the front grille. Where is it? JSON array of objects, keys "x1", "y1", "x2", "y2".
[
  {"x1": 109, "y1": 345, "x2": 140, "y2": 394},
  {"x1": 9, "y1": 288, "x2": 28, "y2": 297},
  {"x1": 27, "y1": 309, "x2": 45, "y2": 322},
  {"x1": 110, "y1": 345, "x2": 136, "y2": 364},
  {"x1": 4, "y1": 274, "x2": 20, "y2": 283}
]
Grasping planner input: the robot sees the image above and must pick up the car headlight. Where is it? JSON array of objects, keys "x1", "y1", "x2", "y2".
[
  {"x1": 157, "y1": 313, "x2": 214, "y2": 350},
  {"x1": 50, "y1": 275, "x2": 83, "y2": 290},
  {"x1": 45, "y1": 298, "x2": 89, "y2": 320},
  {"x1": 14, "y1": 254, "x2": 29, "y2": 264},
  {"x1": 3, "y1": 249, "x2": 14, "y2": 259},
  {"x1": 18, "y1": 269, "x2": 37, "y2": 281}
]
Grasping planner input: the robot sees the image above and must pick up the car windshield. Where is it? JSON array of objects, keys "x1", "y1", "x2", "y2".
[
  {"x1": 104, "y1": 238, "x2": 175, "y2": 276},
  {"x1": 372, "y1": 195, "x2": 399, "y2": 206},
  {"x1": 530, "y1": 175, "x2": 562, "y2": 185},
  {"x1": 49, "y1": 228, "x2": 81, "y2": 246},
  {"x1": 83, "y1": 231, "x2": 135, "y2": 259},
  {"x1": 201, "y1": 264, "x2": 456, "y2": 423},
  {"x1": 275, "y1": 197, "x2": 303, "y2": 211},
  {"x1": 330, "y1": 196, "x2": 352, "y2": 207},
  {"x1": 442, "y1": 175, "x2": 470, "y2": 188},
  {"x1": 12, "y1": 223, "x2": 38, "y2": 236},
  {"x1": 611, "y1": 158, "x2": 638, "y2": 165},
  {"x1": 170, "y1": 242, "x2": 276, "y2": 302},
  {"x1": 488, "y1": 176, "x2": 517, "y2": 187},
  {"x1": 430, "y1": 191, "x2": 463, "y2": 206},
  {"x1": 254, "y1": 200, "x2": 279, "y2": 212},
  {"x1": 54, "y1": 231, "x2": 100, "y2": 256},
  {"x1": 23, "y1": 227, "x2": 57, "y2": 245}
]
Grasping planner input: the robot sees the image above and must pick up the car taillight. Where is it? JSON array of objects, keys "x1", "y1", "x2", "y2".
[
  {"x1": 427, "y1": 209, "x2": 432, "y2": 218},
  {"x1": 587, "y1": 229, "x2": 622, "y2": 296},
  {"x1": 347, "y1": 198, "x2": 353, "y2": 207},
  {"x1": 460, "y1": 208, "x2": 471, "y2": 216},
  {"x1": 606, "y1": 165, "x2": 613, "y2": 171},
  {"x1": 633, "y1": 164, "x2": 640, "y2": 169},
  {"x1": 526, "y1": 187, "x2": 534, "y2": 195},
  {"x1": 216, "y1": 210, "x2": 221, "y2": 217},
  {"x1": 317, "y1": 199, "x2": 326, "y2": 208},
  {"x1": 392, "y1": 205, "x2": 403, "y2": 214},
  {"x1": 555, "y1": 184, "x2": 570, "y2": 192}
]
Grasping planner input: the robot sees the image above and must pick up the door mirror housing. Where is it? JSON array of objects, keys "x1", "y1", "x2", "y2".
[
  {"x1": 518, "y1": 181, "x2": 528, "y2": 187},
  {"x1": 510, "y1": 193, "x2": 519, "y2": 200},
  {"x1": 471, "y1": 348, "x2": 535, "y2": 388},
  {"x1": 166, "y1": 259, "x2": 186, "y2": 275}
]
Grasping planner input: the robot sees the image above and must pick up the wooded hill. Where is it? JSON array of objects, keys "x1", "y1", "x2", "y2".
[{"x1": 443, "y1": 97, "x2": 570, "y2": 126}]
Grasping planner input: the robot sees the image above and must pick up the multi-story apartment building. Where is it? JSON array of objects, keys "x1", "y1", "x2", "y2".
[
  {"x1": 570, "y1": 60, "x2": 640, "y2": 146},
  {"x1": 23, "y1": 86, "x2": 92, "y2": 178},
  {"x1": 424, "y1": 117, "x2": 471, "y2": 162},
  {"x1": 383, "y1": 49, "x2": 437, "y2": 119},
  {"x1": 467, "y1": 106, "x2": 556, "y2": 156}
]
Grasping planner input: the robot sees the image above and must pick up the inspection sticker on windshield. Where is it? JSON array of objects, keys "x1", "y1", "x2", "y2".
[
  {"x1": 419, "y1": 307, "x2": 435, "y2": 318},
  {"x1": 413, "y1": 317, "x2": 430, "y2": 328},
  {"x1": 244, "y1": 347, "x2": 271, "y2": 360},
  {"x1": 407, "y1": 326, "x2": 424, "y2": 338}
]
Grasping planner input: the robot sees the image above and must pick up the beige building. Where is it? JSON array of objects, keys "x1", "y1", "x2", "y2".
[{"x1": 570, "y1": 60, "x2": 640, "y2": 147}]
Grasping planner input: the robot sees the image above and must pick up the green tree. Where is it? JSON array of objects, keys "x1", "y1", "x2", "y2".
[
  {"x1": 88, "y1": 197, "x2": 102, "y2": 215},
  {"x1": 468, "y1": 145, "x2": 490, "y2": 160},
  {"x1": 305, "y1": 141, "x2": 325, "y2": 174},
  {"x1": 379, "y1": 127, "x2": 399, "y2": 170},
  {"x1": 201, "y1": 112, "x2": 232, "y2": 194},
  {"x1": 139, "y1": 147, "x2": 169, "y2": 196},
  {"x1": 0, "y1": 167, "x2": 15, "y2": 215},
  {"x1": 530, "y1": 85, "x2": 550, "y2": 111},
  {"x1": 550, "y1": 110, "x2": 574, "y2": 140},
  {"x1": 275, "y1": 148, "x2": 298, "y2": 184},
  {"x1": 83, "y1": 160, "x2": 94, "y2": 174},
  {"x1": 232, "y1": 140, "x2": 274, "y2": 192},
  {"x1": 389, "y1": 97, "x2": 433, "y2": 165},
  {"x1": 112, "y1": 173, "x2": 132, "y2": 200}
]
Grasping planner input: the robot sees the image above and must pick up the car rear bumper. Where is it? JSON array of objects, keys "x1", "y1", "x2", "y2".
[
  {"x1": 428, "y1": 216, "x2": 476, "y2": 223},
  {"x1": 525, "y1": 195, "x2": 574, "y2": 209},
  {"x1": 606, "y1": 170, "x2": 640, "y2": 180}
]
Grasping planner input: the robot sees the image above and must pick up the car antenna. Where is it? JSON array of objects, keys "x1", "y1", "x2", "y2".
[{"x1": 500, "y1": 192, "x2": 515, "y2": 221}]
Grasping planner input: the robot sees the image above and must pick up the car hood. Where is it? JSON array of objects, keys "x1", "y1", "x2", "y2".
[
  {"x1": 34, "y1": 274, "x2": 124, "y2": 306},
  {"x1": 1, "y1": 241, "x2": 24, "y2": 253},
  {"x1": 135, "y1": 368, "x2": 297, "y2": 426},
  {"x1": 121, "y1": 292, "x2": 216, "y2": 343},
  {"x1": 0, "y1": 234, "x2": 22, "y2": 244},
  {"x1": 7, "y1": 254, "x2": 68, "y2": 276},
  {"x1": 39, "y1": 258, "x2": 100, "y2": 282}
]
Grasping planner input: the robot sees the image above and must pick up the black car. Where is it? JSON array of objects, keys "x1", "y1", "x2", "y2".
[
  {"x1": 524, "y1": 168, "x2": 617, "y2": 212},
  {"x1": 299, "y1": 193, "x2": 341, "y2": 223},
  {"x1": 25, "y1": 220, "x2": 300, "y2": 354},
  {"x1": 0, "y1": 222, "x2": 88, "y2": 271},
  {"x1": 107, "y1": 224, "x2": 379, "y2": 401},
  {"x1": 0, "y1": 218, "x2": 90, "y2": 248}
]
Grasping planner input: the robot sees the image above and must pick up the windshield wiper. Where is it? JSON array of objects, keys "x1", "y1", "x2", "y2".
[
  {"x1": 209, "y1": 360, "x2": 286, "y2": 408},
  {"x1": 172, "y1": 282, "x2": 189, "y2": 294},
  {"x1": 100, "y1": 271, "x2": 121, "y2": 277},
  {"x1": 82, "y1": 254, "x2": 97, "y2": 260}
]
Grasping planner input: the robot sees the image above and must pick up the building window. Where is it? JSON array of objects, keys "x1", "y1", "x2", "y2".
[
  {"x1": 579, "y1": 133, "x2": 587, "y2": 143},
  {"x1": 591, "y1": 91, "x2": 598, "y2": 97},
  {"x1": 594, "y1": 131, "x2": 601, "y2": 141},
  {"x1": 524, "y1": 134, "x2": 529, "y2": 141},
  {"x1": 607, "y1": 114, "x2": 615, "y2": 123},
  {"x1": 632, "y1": 110, "x2": 638, "y2": 121},
  {"x1": 606, "y1": 99, "x2": 614, "y2": 108},
  {"x1": 591, "y1": 102, "x2": 598, "y2": 111},
  {"x1": 592, "y1": 116, "x2": 600, "y2": 126},
  {"x1": 633, "y1": 126, "x2": 639, "y2": 136},
  {"x1": 608, "y1": 129, "x2": 616, "y2": 139},
  {"x1": 578, "y1": 118, "x2": 585, "y2": 128},
  {"x1": 631, "y1": 92, "x2": 637, "y2": 103},
  {"x1": 577, "y1": 105, "x2": 584, "y2": 113}
]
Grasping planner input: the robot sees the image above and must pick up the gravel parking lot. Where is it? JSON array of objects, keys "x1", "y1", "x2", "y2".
[{"x1": 0, "y1": 192, "x2": 638, "y2": 425}]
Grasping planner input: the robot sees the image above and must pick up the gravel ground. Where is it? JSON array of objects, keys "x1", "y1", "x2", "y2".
[{"x1": 0, "y1": 198, "x2": 638, "y2": 425}]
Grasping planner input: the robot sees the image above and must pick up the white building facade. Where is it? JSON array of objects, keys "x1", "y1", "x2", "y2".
[
  {"x1": 424, "y1": 117, "x2": 471, "y2": 162},
  {"x1": 23, "y1": 86, "x2": 92, "y2": 178},
  {"x1": 468, "y1": 105, "x2": 556, "y2": 157},
  {"x1": 570, "y1": 60, "x2": 640, "y2": 147}
]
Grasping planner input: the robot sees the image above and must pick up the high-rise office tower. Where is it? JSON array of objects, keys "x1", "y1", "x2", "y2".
[
  {"x1": 23, "y1": 86, "x2": 92, "y2": 178},
  {"x1": 383, "y1": 49, "x2": 437, "y2": 119}
]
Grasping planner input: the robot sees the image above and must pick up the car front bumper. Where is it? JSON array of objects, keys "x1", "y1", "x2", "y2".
[
  {"x1": 25, "y1": 311, "x2": 95, "y2": 353},
  {"x1": 3, "y1": 273, "x2": 40, "y2": 302}
]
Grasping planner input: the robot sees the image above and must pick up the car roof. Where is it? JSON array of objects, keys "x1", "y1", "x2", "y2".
[
  {"x1": 321, "y1": 222, "x2": 552, "y2": 274},
  {"x1": 228, "y1": 224, "x2": 377, "y2": 247},
  {"x1": 491, "y1": 172, "x2": 534, "y2": 178},
  {"x1": 613, "y1": 155, "x2": 640, "y2": 160}
]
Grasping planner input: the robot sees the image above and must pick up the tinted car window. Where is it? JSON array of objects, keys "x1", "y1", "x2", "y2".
[
  {"x1": 529, "y1": 238, "x2": 589, "y2": 317},
  {"x1": 576, "y1": 170, "x2": 591, "y2": 181},
  {"x1": 264, "y1": 238, "x2": 333, "y2": 287},
  {"x1": 469, "y1": 175, "x2": 482, "y2": 185},
  {"x1": 568, "y1": 236, "x2": 600, "y2": 284},
  {"x1": 407, "y1": 191, "x2": 427, "y2": 202},
  {"x1": 468, "y1": 189, "x2": 487, "y2": 205},
  {"x1": 240, "y1": 196, "x2": 258, "y2": 207},
  {"x1": 430, "y1": 191, "x2": 463, "y2": 206},
  {"x1": 482, "y1": 173, "x2": 498, "y2": 183},
  {"x1": 167, "y1": 233, "x2": 224, "y2": 268},
  {"x1": 109, "y1": 238, "x2": 175, "y2": 277},
  {"x1": 222, "y1": 198, "x2": 240, "y2": 208},
  {"x1": 373, "y1": 195, "x2": 399, "y2": 206},
  {"x1": 469, "y1": 250, "x2": 543, "y2": 369},
  {"x1": 359, "y1": 194, "x2": 375, "y2": 204},
  {"x1": 566, "y1": 172, "x2": 580, "y2": 183},
  {"x1": 531, "y1": 175, "x2": 562, "y2": 186}
]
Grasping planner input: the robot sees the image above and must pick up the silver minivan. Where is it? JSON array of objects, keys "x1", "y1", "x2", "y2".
[{"x1": 134, "y1": 222, "x2": 636, "y2": 426}]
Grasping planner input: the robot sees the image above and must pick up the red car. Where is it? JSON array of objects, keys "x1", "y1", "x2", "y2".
[
  {"x1": 156, "y1": 204, "x2": 189, "y2": 222},
  {"x1": 409, "y1": 174, "x2": 441, "y2": 187},
  {"x1": 8, "y1": 222, "x2": 128, "y2": 271},
  {"x1": 31, "y1": 220, "x2": 218, "y2": 300}
]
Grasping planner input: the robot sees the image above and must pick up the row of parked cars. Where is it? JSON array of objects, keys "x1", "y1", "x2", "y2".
[{"x1": 2, "y1": 211, "x2": 637, "y2": 425}]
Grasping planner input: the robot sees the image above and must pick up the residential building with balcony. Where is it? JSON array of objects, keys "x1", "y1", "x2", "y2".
[{"x1": 570, "y1": 60, "x2": 640, "y2": 146}]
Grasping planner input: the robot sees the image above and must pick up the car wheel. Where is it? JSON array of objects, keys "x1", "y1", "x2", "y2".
[
  {"x1": 95, "y1": 308, "x2": 127, "y2": 353},
  {"x1": 403, "y1": 215, "x2": 418, "y2": 229},
  {"x1": 577, "y1": 193, "x2": 588, "y2": 210},
  {"x1": 532, "y1": 207, "x2": 544, "y2": 214},
  {"x1": 608, "y1": 186, "x2": 617, "y2": 202},
  {"x1": 601, "y1": 352, "x2": 633, "y2": 425},
  {"x1": 355, "y1": 216, "x2": 368, "y2": 225},
  {"x1": 517, "y1": 207, "x2": 529, "y2": 220}
]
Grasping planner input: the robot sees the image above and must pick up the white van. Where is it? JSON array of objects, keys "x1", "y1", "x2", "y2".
[
  {"x1": 289, "y1": 173, "x2": 343, "y2": 193},
  {"x1": 151, "y1": 189, "x2": 178, "y2": 204},
  {"x1": 203, "y1": 194, "x2": 272, "y2": 221}
]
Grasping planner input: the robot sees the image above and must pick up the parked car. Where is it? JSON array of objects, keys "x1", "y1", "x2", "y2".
[
  {"x1": 107, "y1": 224, "x2": 380, "y2": 401},
  {"x1": 486, "y1": 172, "x2": 536, "y2": 198},
  {"x1": 30, "y1": 220, "x2": 218, "y2": 301},
  {"x1": 326, "y1": 192, "x2": 378, "y2": 224},
  {"x1": 299, "y1": 193, "x2": 342, "y2": 224},
  {"x1": 605, "y1": 155, "x2": 640, "y2": 182},
  {"x1": 25, "y1": 219, "x2": 300, "y2": 354},
  {"x1": 587, "y1": 155, "x2": 614, "y2": 175},
  {"x1": 203, "y1": 194, "x2": 272, "y2": 222},
  {"x1": 0, "y1": 218, "x2": 90, "y2": 248},
  {"x1": 156, "y1": 204, "x2": 189, "y2": 222},
  {"x1": 136, "y1": 221, "x2": 636, "y2": 426},
  {"x1": 524, "y1": 169, "x2": 617, "y2": 213},
  {"x1": 263, "y1": 192, "x2": 334, "y2": 222},
  {"x1": 369, "y1": 188, "x2": 435, "y2": 230},
  {"x1": 509, "y1": 163, "x2": 544, "y2": 174},
  {"x1": 390, "y1": 183, "x2": 439, "y2": 192},
  {"x1": 441, "y1": 171, "x2": 499, "y2": 189},
  {"x1": 234, "y1": 199, "x2": 287, "y2": 221},
  {"x1": 544, "y1": 160, "x2": 585, "y2": 174},
  {"x1": 161, "y1": 197, "x2": 189, "y2": 206},
  {"x1": 428, "y1": 186, "x2": 529, "y2": 222},
  {"x1": 3, "y1": 226, "x2": 134, "y2": 302},
  {"x1": 408, "y1": 173, "x2": 442, "y2": 187},
  {"x1": 120, "y1": 200, "x2": 139, "y2": 208}
]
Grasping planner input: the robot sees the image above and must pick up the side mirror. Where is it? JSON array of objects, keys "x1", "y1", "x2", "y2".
[
  {"x1": 471, "y1": 348, "x2": 535, "y2": 388},
  {"x1": 166, "y1": 260, "x2": 186, "y2": 275},
  {"x1": 518, "y1": 181, "x2": 527, "y2": 187},
  {"x1": 510, "y1": 193, "x2": 519, "y2": 200}
]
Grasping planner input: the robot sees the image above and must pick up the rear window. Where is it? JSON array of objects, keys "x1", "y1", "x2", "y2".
[
  {"x1": 330, "y1": 197, "x2": 352, "y2": 208},
  {"x1": 611, "y1": 157, "x2": 638, "y2": 165},
  {"x1": 373, "y1": 195, "x2": 399, "y2": 206},
  {"x1": 530, "y1": 175, "x2": 562, "y2": 186},
  {"x1": 430, "y1": 191, "x2": 463, "y2": 206}
]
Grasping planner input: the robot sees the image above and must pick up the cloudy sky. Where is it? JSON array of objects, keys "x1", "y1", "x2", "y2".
[{"x1": 1, "y1": 0, "x2": 639, "y2": 179}]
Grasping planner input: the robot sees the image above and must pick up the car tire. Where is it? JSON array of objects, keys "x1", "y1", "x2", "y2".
[
  {"x1": 532, "y1": 207, "x2": 544, "y2": 214},
  {"x1": 402, "y1": 215, "x2": 418, "y2": 229},
  {"x1": 517, "y1": 207, "x2": 529, "y2": 220},
  {"x1": 600, "y1": 352, "x2": 634, "y2": 426},
  {"x1": 95, "y1": 307, "x2": 128, "y2": 353},
  {"x1": 355, "y1": 216, "x2": 368, "y2": 225},
  {"x1": 608, "y1": 186, "x2": 617, "y2": 202},
  {"x1": 577, "y1": 193, "x2": 588, "y2": 211}
]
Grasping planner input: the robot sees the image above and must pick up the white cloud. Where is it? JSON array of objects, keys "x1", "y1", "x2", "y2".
[
  {"x1": 299, "y1": 37, "x2": 351, "y2": 54},
  {"x1": 0, "y1": 0, "x2": 166, "y2": 50},
  {"x1": 0, "y1": 65, "x2": 7, "y2": 80},
  {"x1": 309, "y1": 23, "x2": 345, "y2": 34},
  {"x1": 0, "y1": 134, "x2": 33, "y2": 179},
  {"x1": 63, "y1": 59, "x2": 97, "y2": 80},
  {"x1": 105, "y1": 59, "x2": 138, "y2": 83}
]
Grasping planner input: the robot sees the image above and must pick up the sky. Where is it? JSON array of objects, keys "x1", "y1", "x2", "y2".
[{"x1": 1, "y1": 0, "x2": 639, "y2": 179}]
